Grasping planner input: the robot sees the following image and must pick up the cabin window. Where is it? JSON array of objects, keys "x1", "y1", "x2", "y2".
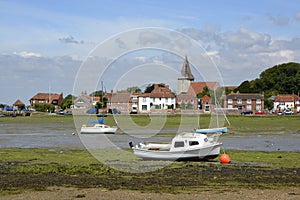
[
  {"x1": 189, "y1": 141, "x2": 199, "y2": 146},
  {"x1": 174, "y1": 141, "x2": 184, "y2": 148},
  {"x1": 228, "y1": 99, "x2": 232, "y2": 104}
]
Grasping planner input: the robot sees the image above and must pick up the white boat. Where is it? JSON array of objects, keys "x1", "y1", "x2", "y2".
[
  {"x1": 80, "y1": 123, "x2": 118, "y2": 134},
  {"x1": 130, "y1": 129, "x2": 224, "y2": 161}
]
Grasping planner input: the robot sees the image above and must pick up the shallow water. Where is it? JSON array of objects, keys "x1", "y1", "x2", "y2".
[{"x1": 0, "y1": 121, "x2": 299, "y2": 152}]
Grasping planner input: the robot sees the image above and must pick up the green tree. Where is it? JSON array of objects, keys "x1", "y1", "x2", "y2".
[
  {"x1": 34, "y1": 103, "x2": 55, "y2": 112},
  {"x1": 196, "y1": 86, "x2": 211, "y2": 98},
  {"x1": 126, "y1": 86, "x2": 141, "y2": 93},
  {"x1": 61, "y1": 94, "x2": 76, "y2": 109}
]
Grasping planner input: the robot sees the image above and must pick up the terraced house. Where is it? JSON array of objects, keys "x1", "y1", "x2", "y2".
[{"x1": 224, "y1": 92, "x2": 264, "y2": 112}]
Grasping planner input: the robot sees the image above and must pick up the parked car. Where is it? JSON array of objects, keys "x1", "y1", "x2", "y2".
[
  {"x1": 55, "y1": 109, "x2": 64, "y2": 115},
  {"x1": 241, "y1": 110, "x2": 253, "y2": 115},
  {"x1": 64, "y1": 110, "x2": 72, "y2": 115},
  {"x1": 283, "y1": 109, "x2": 294, "y2": 115},
  {"x1": 4, "y1": 107, "x2": 14, "y2": 111},
  {"x1": 108, "y1": 108, "x2": 121, "y2": 114},
  {"x1": 255, "y1": 110, "x2": 264, "y2": 115}
]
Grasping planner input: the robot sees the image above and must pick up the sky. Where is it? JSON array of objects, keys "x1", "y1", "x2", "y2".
[{"x1": 1, "y1": 0, "x2": 300, "y2": 105}]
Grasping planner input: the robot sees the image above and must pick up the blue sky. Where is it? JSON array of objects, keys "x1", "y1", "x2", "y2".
[{"x1": 1, "y1": 0, "x2": 300, "y2": 105}]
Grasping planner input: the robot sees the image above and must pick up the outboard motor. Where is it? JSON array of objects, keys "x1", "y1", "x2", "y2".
[{"x1": 129, "y1": 142, "x2": 133, "y2": 148}]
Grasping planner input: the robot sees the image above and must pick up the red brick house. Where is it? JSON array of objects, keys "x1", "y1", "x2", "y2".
[
  {"x1": 224, "y1": 92, "x2": 264, "y2": 112},
  {"x1": 29, "y1": 93, "x2": 63, "y2": 107}
]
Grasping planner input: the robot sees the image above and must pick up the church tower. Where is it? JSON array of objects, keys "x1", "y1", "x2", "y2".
[{"x1": 178, "y1": 56, "x2": 194, "y2": 94}]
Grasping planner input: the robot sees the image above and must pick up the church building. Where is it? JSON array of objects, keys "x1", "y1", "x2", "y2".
[{"x1": 177, "y1": 56, "x2": 219, "y2": 111}]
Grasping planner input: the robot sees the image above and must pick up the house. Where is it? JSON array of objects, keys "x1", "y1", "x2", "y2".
[
  {"x1": 73, "y1": 91, "x2": 92, "y2": 109},
  {"x1": 73, "y1": 91, "x2": 102, "y2": 109},
  {"x1": 224, "y1": 92, "x2": 264, "y2": 112},
  {"x1": 138, "y1": 84, "x2": 175, "y2": 113},
  {"x1": 13, "y1": 99, "x2": 25, "y2": 111},
  {"x1": 109, "y1": 93, "x2": 131, "y2": 114},
  {"x1": 274, "y1": 94, "x2": 300, "y2": 112},
  {"x1": 29, "y1": 93, "x2": 63, "y2": 107}
]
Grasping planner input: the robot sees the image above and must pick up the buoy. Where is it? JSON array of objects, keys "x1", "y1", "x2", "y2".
[{"x1": 220, "y1": 154, "x2": 231, "y2": 164}]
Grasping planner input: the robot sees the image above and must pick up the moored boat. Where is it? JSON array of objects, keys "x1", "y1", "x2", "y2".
[
  {"x1": 130, "y1": 128, "x2": 225, "y2": 161},
  {"x1": 80, "y1": 123, "x2": 118, "y2": 134}
]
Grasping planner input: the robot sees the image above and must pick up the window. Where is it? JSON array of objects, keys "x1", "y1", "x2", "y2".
[
  {"x1": 246, "y1": 105, "x2": 252, "y2": 110},
  {"x1": 247, "y1": 99, "x2": 251, "y2": 104},
  {"x1": 142, "y1": 105, "x2": 147, "y2": 110},
  {"x1": 237, "y1": 99, "x2": 242, "y2": 104},
  {"x1": 256, "y1": 105, "x2": 262, "y2": 111},
  {"x1": 189, "y1": 141, "x2": 199, "y2": 146},
  {"x1": 228, "y1": 99, "x2": 232, "y2": 104},
  {"x1": 165, "y1": 98, "x2": 168, "y2": 103},
  {"x1": 228, "y1": 105, "x2": 233, "y2": 109},
  {"x1": 256, "y1": 99, "x2": 261, "y2": 104},
  {"x1": 190, "y1": 99, "x2": 194, "y2": 103},
  {"x1": 174, "y1": 141, "x2": 184, "y2": 148},
  {"x1": 142, "y1": 97, "x2": 146, "y2": 102}
]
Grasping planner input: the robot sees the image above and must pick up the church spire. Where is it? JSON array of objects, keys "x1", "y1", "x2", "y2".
[{"x1": 180, "y1": 56, "x2": 194, "y2": 81}]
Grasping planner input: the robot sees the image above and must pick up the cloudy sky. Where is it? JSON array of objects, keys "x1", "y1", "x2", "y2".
[{"x1": 1, "y1": 0, "x2": 300, "y2": 105}]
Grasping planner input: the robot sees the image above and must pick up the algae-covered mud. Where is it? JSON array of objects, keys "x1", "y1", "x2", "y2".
[{"x1": 0, "y1": 148, "x2": 299, "y2": 195}]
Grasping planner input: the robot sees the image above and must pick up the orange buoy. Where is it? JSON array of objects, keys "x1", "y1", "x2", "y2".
[{"x1": 220, "y1": 154, "x2": 231, "y2": 164}]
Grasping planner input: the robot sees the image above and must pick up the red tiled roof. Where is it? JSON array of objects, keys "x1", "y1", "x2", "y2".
[
  {"x1": 30, "y1": 93, "x2": 62, "y2": 100},
  {"x1": 13, "y1": 99, "x2": 25, "y2": 106},
  {"x1": 275, "y1": 94, "x2": 299, "y2": 102},
  {"x1": 202, "y1": 95, "x2": 211, "y2": 103},
  {"x1": 111, "y1": 93, "x2": 131, "y2": 103},
  {"x1": 188, "y1": 82, "x2": 219, "y2": 95},
  {"x1": 138, "y1": 84, "x2": 175, "y2": 98},
  {"x1": 227, "y1": 93, "x2": 264, "y2": 99}
]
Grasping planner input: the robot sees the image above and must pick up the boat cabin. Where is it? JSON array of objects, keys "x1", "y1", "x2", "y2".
[{"x1": 169, "y1": 132, "x2": 218, "y2": 152}]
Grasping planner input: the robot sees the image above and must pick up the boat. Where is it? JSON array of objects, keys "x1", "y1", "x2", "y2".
[
  {"x1": 80, "y1": 122, "x2": 118, "y2": 134},
  {"x1": 80, "y1": 81, "x2": 118, "y2": 134},
  {"x1": 195, "y1": 127, "x2": 227, "y2": 134},
  {"x1": 129, "y1": 128, "x2": 226, "y2": 161}
]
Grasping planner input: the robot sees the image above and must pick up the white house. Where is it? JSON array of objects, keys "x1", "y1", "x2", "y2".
[
  {"x1": 274, "y1": 94, "x2": 300, "y2": 112},
  {"x1": 137, "y1": 84, "x2": 176, "y2": 113}
]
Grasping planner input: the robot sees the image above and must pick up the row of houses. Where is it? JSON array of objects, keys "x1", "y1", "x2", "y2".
[
  {"x1": 6, "y1": 57, "x2": 300, "y2": 114},
  {"x1": 9, "y1": 85, "x2": 300, "y2": 114}
]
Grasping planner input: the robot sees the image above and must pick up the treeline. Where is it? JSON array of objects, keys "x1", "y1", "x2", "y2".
[
  {"x1": 232, "y1": 62, "x2": 300, "y2": 109},
  {"x1": 234, "y1": 62, "x2": 300, "y2": 95}
]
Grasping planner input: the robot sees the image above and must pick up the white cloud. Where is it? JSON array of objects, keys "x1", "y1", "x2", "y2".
[{"x1": 14, "y1": 51, "x2": 42, "y2": 58}]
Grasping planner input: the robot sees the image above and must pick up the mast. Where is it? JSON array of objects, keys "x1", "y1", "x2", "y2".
[{"x1": 101, "y1": 80, "x2": 104, "y2": 116}]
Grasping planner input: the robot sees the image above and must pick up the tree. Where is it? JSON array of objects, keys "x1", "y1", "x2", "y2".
[
  {"x1": 196, "y1": 86, "x2": 211, "y2": 98},
  {"x1": 126, "y1": 86, "x2": 141, "y2": 93},
  {"x1": 61, "y1": 94, "x2": 76, "y2": 109},
  {"x1": 34, "y1": 103, "x2": 55, "y2": 112}
]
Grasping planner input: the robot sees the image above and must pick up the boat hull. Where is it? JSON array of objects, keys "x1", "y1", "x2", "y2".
[
  {"x1": 80, "y1": 127, "x2": 117, "y2": 134},
  {"x1": 133, "y1": 143, "x2": 222, "y2": 161}
]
